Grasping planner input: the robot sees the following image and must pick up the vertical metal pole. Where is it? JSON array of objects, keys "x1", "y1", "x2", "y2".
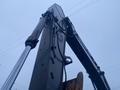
[{"x1": 1, "y1": 46, "x2": 31, "y2": 90}]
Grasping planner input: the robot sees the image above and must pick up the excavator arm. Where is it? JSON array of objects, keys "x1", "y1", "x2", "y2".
[{"x1": 62, "y1": 17, "x2": 110, "y2": 90}]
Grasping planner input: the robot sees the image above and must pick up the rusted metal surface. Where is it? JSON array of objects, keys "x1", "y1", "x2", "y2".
[{"x1": 64, "y1": 72, "x2": 83, "y2": 90}]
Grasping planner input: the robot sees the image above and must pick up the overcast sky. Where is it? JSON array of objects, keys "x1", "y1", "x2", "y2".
[{"x1": 0, "y1": 0, "x2": 120, "y2": 90}]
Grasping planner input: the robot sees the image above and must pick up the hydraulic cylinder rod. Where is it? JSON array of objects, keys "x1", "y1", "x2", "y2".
[
  {"x1": 1, "y1": 16, "x2": 46, "y2": 90},
  {"x1": 1, "y1": 46, "x2": 31, "y2": 90}
]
